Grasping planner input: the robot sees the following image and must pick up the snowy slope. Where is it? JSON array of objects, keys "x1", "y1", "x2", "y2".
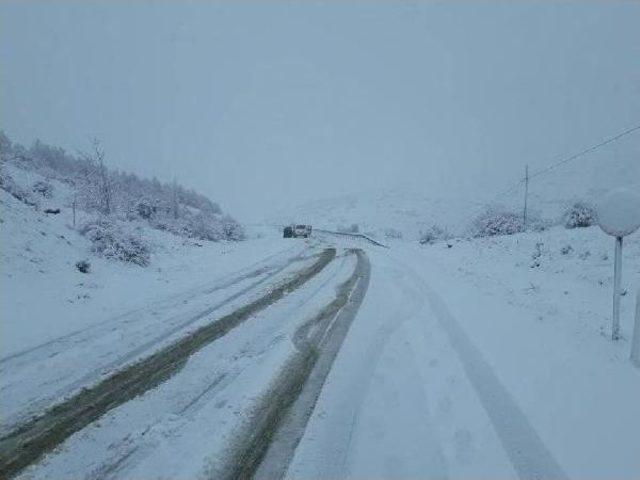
[
  {"x1": 3, "y1": 145, "x2": 640, "y2": 479},
  {"x1": 287, "y1": 225, "x2": 640, "y2": 479},
  {"x1": 0, "y1": 163, "x2": 297, "y2": 358}
]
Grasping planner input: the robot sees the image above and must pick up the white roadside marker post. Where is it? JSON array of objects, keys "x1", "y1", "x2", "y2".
[
  {"x1": 631, "y1": 289, "x2": 640, "y2": 367},
  {"x1": 612, "y1": 235, "x2": 623, "y2": 340},
  {"x1": 596, "y1": 188, "x2": 640, "y2": 342}
]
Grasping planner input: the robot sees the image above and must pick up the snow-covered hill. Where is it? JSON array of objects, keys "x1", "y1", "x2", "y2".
[
  {"x1": 0, "y1": 205, "x2": 292, "y2": 357},
  {"x1": 3, "y1": 162, "x2": 640, "y2": 478},
  {"x1": 0, "y1": 156, "x2": 276, "y2": 358},
  {"x1": 273, "y1": 137, "x2": 639, "y2": 241},
  {"x1": 273, "y1": 189, "x2": 478, "y2": 241}
]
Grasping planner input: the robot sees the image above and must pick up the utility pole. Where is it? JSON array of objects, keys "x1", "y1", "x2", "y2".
[
  {"x1": 612, "y1": 235, "x2": 623, "y2": 340},
  {"x1": 72, "y1": 192, "x2": 77, "y2": 228},
  {"x1": 523, "y1": 165, "x2": 529, "y2": 230}
]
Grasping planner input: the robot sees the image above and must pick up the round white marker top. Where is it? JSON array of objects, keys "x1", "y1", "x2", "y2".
[{"x1": 597, "y1": 187, "x2": 640, "y2": 237}]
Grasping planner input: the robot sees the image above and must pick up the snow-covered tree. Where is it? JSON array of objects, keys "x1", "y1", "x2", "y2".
[{"x1": 1, "y1": 131, "x2": 244, "y2": 244}]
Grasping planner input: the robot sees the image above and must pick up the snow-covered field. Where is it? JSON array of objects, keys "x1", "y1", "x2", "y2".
[{"x1": 2, "y1": 160, "x2": 640, "y2": 479}]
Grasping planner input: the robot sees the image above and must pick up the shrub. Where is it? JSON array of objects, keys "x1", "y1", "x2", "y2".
[
  {"x1": 469, "y1": 207, "x2": 523, "y2": 238},
  {"x1": 182, "y1": 212, "x2": 222, "y2": 241},
  {"x1": 80, "y1": 218, "x2": 151, "y2": 266},
  {"x1": 530, "y1": 242, "x2": 544, "y2": 268},
  {"x1": 32, "y1": 180, "x2": 54, "y2": 198},
  {"x1": 419, "y1": 224, "x2": 450, "y2": 244},
  {"x1": 221, "y1": 215, "x2": 245, "y2": 241},
  {"x1": 75, "y1": 259, "x2": 91, "y2": 273},
  {"x1": 2, "y1": 132, "x2": 246, "y2": 244},
  {"x1": 148, "y1": 211, "x2": 244, "y2": 242},
  {"x1": 560, "y1": 245, "x2": 573, "y2": 255},
  {"x1": 563, "y1": 201, "x2": 596, "y2": 229},
  {"x1": 135, "y1": 201, "x2": 157, "y2": 220},
  {"x1": 0, "y1": 171, "x2": 39, "y2": 207}
]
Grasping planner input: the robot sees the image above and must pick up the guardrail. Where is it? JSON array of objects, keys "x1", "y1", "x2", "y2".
[{"x1": 315, "y1": 229, "x2": 390, "y2": 249}]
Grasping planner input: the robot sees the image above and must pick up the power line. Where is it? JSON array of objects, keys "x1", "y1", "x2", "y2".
[
  {"x1": 452, "y1": 123, "x2": 640, "y2": 234},
  {"x1": 528, "y1": 123, "x2": 640, "y2": 181}
]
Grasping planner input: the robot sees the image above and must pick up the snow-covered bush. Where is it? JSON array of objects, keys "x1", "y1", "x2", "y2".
[
  {"x1": 531, "y1": 242, "x2": 544, "y2": 268},
  {"x1": 182, "y1": 212, "x2": 230, "y2": 242},
  {"x1": 560, "y1": 245, "x2": 573, "y2": 255},
  {"x1": 578, "y1": 250, "x2": 591, "y2": 260},
  {"x1": 75, "y1": 260, "x2": 91, "y2": 273},
  {"x1": 80, "y1": 218, "x2": 151, "y2": 267},
  {"x1": 0, "y1": 171, "x2": 39, "y2": 208},
  {"x1": 469, "y1": 207, "x2": 523, "y2": 238},
  {"x1": 419, "y1": 224, "x2": 450, "y2": 244},
  {"x1": 1, "y1": 131, "x2": 244, "y2": 244},
  {"x1": 221, "y1": 215, "x2": 245, "y2": 241},
  {"x1": 135, "y1": 200, "x2": 157, "y2": 220},
  {"x1": 563, "y1": 201, "x2": 596, "y2": 229},
  {"x1": 32, "y1": 180, "x2": 54, "y2": 198}
]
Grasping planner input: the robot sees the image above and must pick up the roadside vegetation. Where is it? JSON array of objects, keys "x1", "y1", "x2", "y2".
[{"x1": 0, "y1": 131, "x2": 244, "y2": 267}]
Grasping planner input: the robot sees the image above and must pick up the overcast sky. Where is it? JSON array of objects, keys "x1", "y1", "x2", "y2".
[{"x1": 2, "y1": 1, "x2": 639, "y2": 220}]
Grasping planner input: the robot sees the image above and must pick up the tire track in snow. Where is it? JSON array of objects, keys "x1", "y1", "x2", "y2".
[
  {"x1": 0, "y1": 249, "x2": 320, "y2": 435},
  {"x1": 217, "y1": 249, "x2": 371, "y2": 480},
  {"x1": 395, "y1": 256, "x2": 569, "y2": 480},
  {"x1": 0, "y1": 248, "x2": 336, "y2": 480},
  {"x1": 282, "y1": 255, "x2": 437, "y2": 479},
  {"x1": 85, "y1": 254, "x2": 357, "y2": 480},
  {"x1": 51, "y1": 250, "x2": 322, "y2": 397},
  {"x1": 0, "y1": 246, "x2": 313, "y2": 368}
]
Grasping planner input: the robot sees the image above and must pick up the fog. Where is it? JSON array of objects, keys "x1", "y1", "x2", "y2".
[{"x1": 2, "y1": 1, "x2": 639, "y2": 221}]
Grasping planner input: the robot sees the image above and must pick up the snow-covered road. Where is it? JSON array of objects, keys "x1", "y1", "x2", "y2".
[
  {"x1": 3, "y1": 244, "x2": 370, "y2": 479},
  {"x1": 285, "y1": 233, "x2": 640, "y2": 480},
  {"x1": 3, "y1": 230, "x2": 639, "y2": 479},
  {"x1": 1, "y1": 246, "x2": 321, "y2": 433},
  {"x1": 286, "y1": 246, "x2": 563, "y2": 479},
  {"x1": 285, "y1": 246, "x2": 512, "y2": 478}
]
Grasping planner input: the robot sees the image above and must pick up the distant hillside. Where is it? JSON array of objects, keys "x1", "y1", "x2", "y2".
[
  {"x1": 274, "y1": 189, "x2": 478, "y2": 241},
  {"x1": 0, "y1": 131, "x2": 244, "y2": 244},
  {"x1": 274, "y1": 136, "x2": 639, "y2": 241}
]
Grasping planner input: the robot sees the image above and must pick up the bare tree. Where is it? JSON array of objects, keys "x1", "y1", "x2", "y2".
[
  {"x1": 171, "y1": 177, "x2": 179, "y2": 219},
  {"x1": 3, "y1": 131, "x2": 245, "y2": 243},
  {"x1": 80, "y1": 138, "x2": 113, "y2": 215}
]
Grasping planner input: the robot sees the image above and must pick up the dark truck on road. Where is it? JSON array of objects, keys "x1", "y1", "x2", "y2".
[{"x1": 283, "y1": 224, "x2": 312, "y2": 238}]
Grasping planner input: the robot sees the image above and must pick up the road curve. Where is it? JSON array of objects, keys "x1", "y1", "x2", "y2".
[
  {"x1": 0, "y1": 248, "x2": 336, "y2": 480},
  {"x1": 217, "y1": 249, "x2": 371, "y2": 480}
]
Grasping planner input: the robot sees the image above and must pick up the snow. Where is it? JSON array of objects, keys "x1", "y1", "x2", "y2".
[
  {"x1": 269, "y1": 139, "x2": 639, "y2": 242},
  {"x1": 597, "y1": 187, "x2": 640, "y2": 237},
  {"x1": 15, "y1": 250, "x2": 358, "y2": 480},
  {"x1": 409, "y1": 229, "x2": 640, "y2": 479},
  {"x1": 289, "y1": 227, "x2": 640, "y2": 479},
  {"x1": 4, "y1": 161, "x2": 640, "y2": 479},
  {"x1": 1, "y1": 163, "x2": 297, "y2": 358},
  {"x1": 270, "y1": 189, "x2": 477, "y2": 240},
  {"x1": 1, "y1": 163, "x2": 316, "y2": 434}
]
